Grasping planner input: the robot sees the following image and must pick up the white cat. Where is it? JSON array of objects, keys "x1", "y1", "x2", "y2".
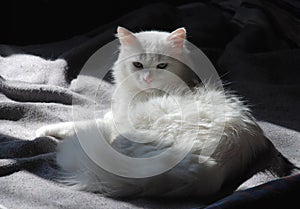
[
  {"x1": 36, "y1": 27, "x2": 297, "y2": 198},
  {"x1": 110, "y1": 27, "x2": 197, "y2": 124}
]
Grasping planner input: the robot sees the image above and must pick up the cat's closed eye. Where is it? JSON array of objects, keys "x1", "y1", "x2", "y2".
[
  {"x1": 133, "y1": 62, "x2": 143, "y2": 69},
  {"x1": 157, "y1": 63, "x2": 168, "y2": 69}
]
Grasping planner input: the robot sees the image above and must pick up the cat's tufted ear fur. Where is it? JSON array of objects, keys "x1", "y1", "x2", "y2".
[
  {"x1": 117, "y1": 26, "x2": 138, "y2": 46},
  {"x1": 167, "y1": 28, "x2": 186, "y2": 50}
]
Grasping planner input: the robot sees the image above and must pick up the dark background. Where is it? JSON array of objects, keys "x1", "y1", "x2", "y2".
[
  {"x1": 0, "y1": 1, "x2": 300, "y2": 208},
  {"x1": 1, "y1": 0, "x2": 198, "y2": 45}
]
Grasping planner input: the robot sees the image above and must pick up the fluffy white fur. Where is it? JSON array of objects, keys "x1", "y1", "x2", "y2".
[
  {"x1": 54, "y1": 86, "x2": 269, "y2": 197},
  {"x1": 36, "y1": 27, "x2": 296, "y2": 198},
  {"x1": 111, "y1": 27, "x2": 197, "y2": 122}
]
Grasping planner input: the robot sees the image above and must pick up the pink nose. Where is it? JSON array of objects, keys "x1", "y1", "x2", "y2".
[{"x1": 144, "y1": 75, "x2": 153, "y2": 84}]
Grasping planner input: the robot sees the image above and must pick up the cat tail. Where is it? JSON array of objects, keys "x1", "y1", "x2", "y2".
[{"x1": 266, "y1": 139, "x2": 300, "y2": 177}]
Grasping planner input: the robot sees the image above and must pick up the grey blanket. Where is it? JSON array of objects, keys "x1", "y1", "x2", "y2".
[{"x1": 1, "y1": 1, "x2": 299, "y2": 208}]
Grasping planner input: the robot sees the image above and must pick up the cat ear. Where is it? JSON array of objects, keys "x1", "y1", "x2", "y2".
[
  {"x1": 117, "y1": 26, "x2": 138, "y2": 46},
  {"x1": 167, "y1": 27, "x2": 186, "y2": 49}
]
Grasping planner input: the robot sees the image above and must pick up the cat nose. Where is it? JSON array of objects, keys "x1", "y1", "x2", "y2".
[
  {"x1": 144, "y1": 76, "x2": 153, "y2": 84},
  {"x1": 144, "y1": 74, "x2": 153, "y2": 84}
]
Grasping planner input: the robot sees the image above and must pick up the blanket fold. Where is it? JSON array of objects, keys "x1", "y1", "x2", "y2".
[{"x1": 0, "y1": 1, "x2": 299, "y2": 208}]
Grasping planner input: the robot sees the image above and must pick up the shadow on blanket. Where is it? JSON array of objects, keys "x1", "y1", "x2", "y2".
[
  {"x1": 0, "y1": 0, "x2": 300, "y2": 209},
  {"x1": 0, "y1": 134, "x2": 57, "y2": 178}
]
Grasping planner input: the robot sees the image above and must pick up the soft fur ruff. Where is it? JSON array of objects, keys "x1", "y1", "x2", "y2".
[{"x1": 44, "y1": 86, "x2": 297, "y2": 198}]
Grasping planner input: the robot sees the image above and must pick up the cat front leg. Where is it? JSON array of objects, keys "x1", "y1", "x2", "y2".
[
  {"x1": 36, "y1": 121, "x2": 75, "y2": 139},
  {"x1": 36, "y1": 118, "x2": 114, "y2": 141}
]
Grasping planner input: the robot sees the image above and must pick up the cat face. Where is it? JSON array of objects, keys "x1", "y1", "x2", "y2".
[
  {"x1": 113, "y1": 27, "x2": 189, "y2": 92},
  {"x1": 118, "y1": 53, "x2": 188, "y2": 92}
]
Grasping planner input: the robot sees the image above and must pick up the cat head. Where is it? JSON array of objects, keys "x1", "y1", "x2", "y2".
[{"x1": 113, "y1": 26, "x2": 191, "y2": 93}]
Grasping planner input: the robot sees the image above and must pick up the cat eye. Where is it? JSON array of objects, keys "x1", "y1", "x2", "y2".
[
  {"x1": 133, "y1": 62, "x2": 143, "y2": 69},
  {"x1": 156, "y1": 63, "x2": 168, "y2": 69}
]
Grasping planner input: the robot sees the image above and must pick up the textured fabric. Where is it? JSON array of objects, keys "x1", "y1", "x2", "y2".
[{"x1": 0, "y1": 1, "x2": 299, "y2": 208}]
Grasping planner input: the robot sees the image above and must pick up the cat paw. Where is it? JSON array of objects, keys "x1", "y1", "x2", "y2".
[
  {"x1": 36, "y1": 122, "x2": 75, "y2": 139},
  {"x1": 104, "y1": 111, "x2": 113, "y2": 120},
  {"x1": 36, "y1": 126, "x2": 51, "y2": 138}
]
